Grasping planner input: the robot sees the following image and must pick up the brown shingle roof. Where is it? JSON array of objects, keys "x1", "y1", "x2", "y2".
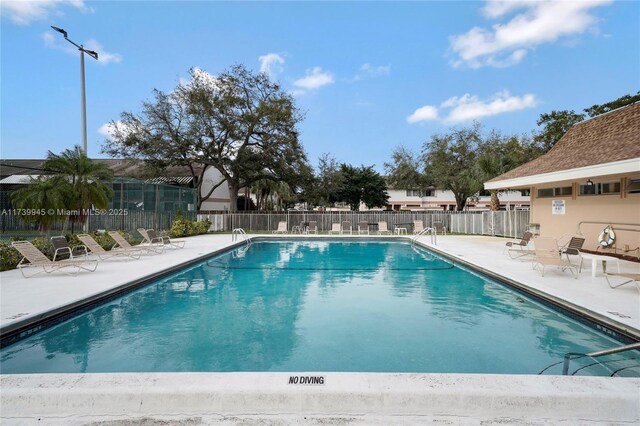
[{"x1": 486, "y1": 102, "x2": 640, "y2": 184}]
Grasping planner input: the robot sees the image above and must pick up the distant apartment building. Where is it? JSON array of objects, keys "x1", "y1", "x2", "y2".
[{"x1": 385, "y1": 188, "x2": 530, "y2": 211}]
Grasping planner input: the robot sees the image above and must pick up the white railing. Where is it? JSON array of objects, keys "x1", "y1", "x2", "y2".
[
  {"x1": 198, "y1": 210, "x2": 530, "y2": 238},
  {"x1": 412, "y1": 227, "x2": 436, "y2": 245},
  {"x1": 231, "y1": 228, "x2": 251, "y2": 246}
]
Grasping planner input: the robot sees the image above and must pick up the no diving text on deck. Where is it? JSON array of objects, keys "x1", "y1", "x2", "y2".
[{"x1": 288, "y1": 375, "x2": 325, "y2": 385}]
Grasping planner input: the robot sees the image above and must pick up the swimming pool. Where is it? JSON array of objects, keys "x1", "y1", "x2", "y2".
[{"x1": 1, "y1": 240, "x2": 637, "y2": 375}]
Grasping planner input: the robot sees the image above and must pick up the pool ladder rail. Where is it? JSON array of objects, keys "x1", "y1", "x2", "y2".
[
  {"x1": 412, "y1": 227, "x2": 437, "y2": 246},
  {"x1": 539, "y1": 342, "x2": 640, "y2": 376},
  {"x1": 231, "y1": 228, "x2": 251, "y2": 246}
]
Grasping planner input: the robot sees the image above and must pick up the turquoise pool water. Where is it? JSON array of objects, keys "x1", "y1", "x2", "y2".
[{"x1": 0, "y1": 240, "x2": 635, "y2": 374}]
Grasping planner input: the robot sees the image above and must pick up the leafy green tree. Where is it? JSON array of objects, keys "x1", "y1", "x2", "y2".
[
  {"x1": 10, "y1": 146, "x2": 113, "y2": 233},
  {"x1": 335, "y1": 164, "x2": 389, "y2": 211},
  {"x1": 43, "y1": 146, "x2": 113, "y2": 232},
  {"x1": 421, "y1": 123, "x2": 484, "y2": 211},
  {"x1": 584, "y1": 91, "x2": 640, "y2": 117},
  {"x1": 104, "y1": 65, "x2": 310, "y2": 212},
  {"x1": 384, "y1": 146, "x2": 429, "y2": 190},
  {"x1": 309, "y1": 153, "x2": 344, "y2": 208},
  {"x1": 10, "y1": 176, "x2": 68, "y2": 232},
  {"x1": 533, "y1": 110, "x2": 585, "y2": 151},
  {"x1": 477, "y1": 131, "x2": 541, "y2": 210},
  {"x1": 532, "y1": 92, "x2": 640, "y2": 153}
]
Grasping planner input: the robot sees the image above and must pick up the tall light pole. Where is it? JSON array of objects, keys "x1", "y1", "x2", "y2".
[{"x1": 51, "y1": 26, "x2": 98, "y2": 155}]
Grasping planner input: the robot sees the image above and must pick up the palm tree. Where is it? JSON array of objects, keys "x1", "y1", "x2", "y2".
[
  {"x1": 10, "y1": 176, "x2": 68, "y2": 233},
  {"x1": 43, "y1": 146, "x2": 113, "y2": 232}
]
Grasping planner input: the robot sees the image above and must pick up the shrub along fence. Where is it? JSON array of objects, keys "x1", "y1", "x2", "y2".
[
  {"x1": 0, "y1": 211, "x2": 196, "y2": 234},
  {"x1": 198, "y1": 210, "x2": 530, "y2": 238}
]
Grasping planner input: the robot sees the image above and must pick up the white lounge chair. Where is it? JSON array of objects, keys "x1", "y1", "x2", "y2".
[
  {"x1": 604, "y1": 273, "x2": 640, "y2": 291},
  {"x1": 358, "y1": 221, "x2": 369, "y2": 235},
  {"x1": 533, "y1": 237, "x2": 578, "y2": 278},
  {"x1": 11, "y1": 240, "x2": 99, "y2": 278},
  {"x1": 329, "y1": 223, "x2": 341, "y2": 234},
  {"x1": 377, "y1": 221, "x2": 390, "y2": 235},
  {"x1": 138, "y1": 228, "x2": 186, "y2": 249},
  {"x1": 413, "y1": 220, "x2": 424, "y2": 234},
  {"x1": 433, "y1": 222, "x2": 447, "y2": 235},
  {"x1": 341, "y1": 221, "x2": 352, "y2": 235},
  {"x1": 273, "y1": 221, "x2": 288, "y2": 234},
  {"x1": 108, "y1": 231, "x2": 163, "y2": 254},
  {"x1": 77, "y1": 233, "x2": 142, "y2": 260},
  {"x1": 306, "y1": 221, "x2": 318, "y2": 234}
]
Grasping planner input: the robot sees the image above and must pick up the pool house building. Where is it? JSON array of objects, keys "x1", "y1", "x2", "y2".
[{"x1": 485, "y1": 102, "x2": 640, "y2": 252}]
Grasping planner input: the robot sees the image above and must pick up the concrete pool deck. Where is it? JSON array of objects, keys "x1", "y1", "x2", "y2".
[{"x1": 1, "y1": 233, "x2": 639, "y2": 424}]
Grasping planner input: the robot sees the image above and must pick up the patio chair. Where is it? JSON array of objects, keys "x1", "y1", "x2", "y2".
[
  {"x1": 560, "y1": 236, "x2": 585, "y2": 260},
  {"x1": 341, "y1": 221, "x2": 352, "y2": 235},
  {"x1": 604, "y1": 273, "x2": 640, "y2": 291},
  {"x1": 377, "y1": 221, "x2": 390, "y2": 235},
  {"x1": 11, "y1": 240, "x2": 99, "y2": 278},
  {"x1": 433, "y1": 222, "x2": 447, "y2": 235},
  {"x1": 108, "y1": 231, "x2": 163, "y2": 254},
  {"x1": 306, "y1": 221, "x2": 318, "y2": 234},
  {"x1": 50, "y1": 236, "x2": 88, "y2": 261},
  {"x1": 533, "y1": 237, "x2": 578, "y2": 278},
  {"x1": 503, "y1": 232, "x2": 533, "y2": 254},
  {"x1": 77, "y1": 233, "x2": 142, "y2": 260},
  {"x1": 139, "y1": 228, "x2": 186, "y2": 249},
  {"x1": 329, "y1": 223, "x2": 341, "y2": 234},
  {"x1": 273, "y1": 221, "x2": 288, "y2": 234},
  {"x1": 413, "y1": 220, "x2": 424, "y2": 234},
  {"x1": 358, "y1": 221, "x2": 369, "y2": 235}
]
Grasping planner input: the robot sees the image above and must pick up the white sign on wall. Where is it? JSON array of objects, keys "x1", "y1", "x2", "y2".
[{"x1": 552, "y1": 200, "x2": 565, "y2": 215}]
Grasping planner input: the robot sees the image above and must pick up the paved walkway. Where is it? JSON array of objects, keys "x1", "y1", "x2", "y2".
[{"x1": 1, "y1": 233, "x2": 639, "y2": 424}]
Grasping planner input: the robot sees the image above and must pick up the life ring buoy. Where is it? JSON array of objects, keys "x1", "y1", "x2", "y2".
[{"x1": 598, "y1": 226, "x2": 616, "y2": 247}]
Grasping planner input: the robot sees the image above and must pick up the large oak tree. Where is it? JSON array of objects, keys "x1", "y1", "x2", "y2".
[{"x1": 103, "y1": 65, "x2": 309, "y2": 211}]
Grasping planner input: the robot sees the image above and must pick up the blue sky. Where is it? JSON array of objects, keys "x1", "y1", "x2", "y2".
[{"x1": 1, "y1": 1, "x2": 638, "y2": 172}]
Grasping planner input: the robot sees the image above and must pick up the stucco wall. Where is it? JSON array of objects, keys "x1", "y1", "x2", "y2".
[
  {"x1": 199, "y1": 167, "x2": 231, "y2": 211},
  {"x1": 531, "y1": 178, "x2": 640, "y2": 252}
]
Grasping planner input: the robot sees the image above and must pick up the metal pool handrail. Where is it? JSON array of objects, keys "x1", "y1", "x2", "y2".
[
  {"x1": 231, "y1": 228, "x2": 251, "y2": 246},
  {"x1": 560, "y1": 342, "x2": 640, "y2": 376},
  {"x1": 412, "y1": 227, "x2": 436, "y2": 245}
]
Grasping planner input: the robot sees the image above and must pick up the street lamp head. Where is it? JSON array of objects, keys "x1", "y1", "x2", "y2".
[
  {"x1": 51, "y1": 26, "x2": 67, "y2": 38},
  {"x1": 85, "y1": 50, "x2": 99, "y2": 60}
]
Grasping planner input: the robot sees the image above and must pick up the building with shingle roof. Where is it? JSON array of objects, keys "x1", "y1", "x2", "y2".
[{"x1": 485, "y1": 102, "x2": 640, "y2": 253}]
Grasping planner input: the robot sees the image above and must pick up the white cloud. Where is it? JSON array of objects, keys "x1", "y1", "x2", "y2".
[
  {"x1": 450, "y1": 0, "x2": 613, "y2": 68},
  {"x1": 1, "y1": 0, "x2": 91, "y2": 25},
  {"x1": 442, "y1": 91, "x2": 538, "y2": 123},
  {"x1": 42, "y1": 32, "x2": 122, "y2": 65},
  {"x1": 406, "y1": 105, "x2": 439, "y2": 123},
  {"x1": 258, "y1": 53, "x2": 285, "y2": 78},
  {"x1": 84, "y1": 39, "x2": 122, "y2": 65},
  {"x1": 98, "y1": 121, "x2": 121, "y2": 138},
  {"x1": 407, "y1": 91, "x2": 538, "y2": 124},
  {"x1": 293, "y1": 67, "x2": 335, "y2": 91},
  {"x1": 353, "y1": 63, "x2": 391, "y2": 81}
]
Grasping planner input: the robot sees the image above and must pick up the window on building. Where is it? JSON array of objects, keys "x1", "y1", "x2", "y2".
[
  {"x1": 579, "y1": 181, "x2": 621, "y2": 196},
  {"x1": 424, "y1": 189, "x2": 435, "y2": 197},
  {"x1": 520, "y1": 189, "x2": 531, "y2": 196},
  {"x1": 478, "y1": 189, "x2": 491, "y2": 197},
  {"x1": 600, "y1": 182, "x2": 620, "y2": 194},
  {"x1": 537, "y1": 186, "x2": 572, "y2": 198},
  {"x1": 537, "y1": 188, "x2": 554, "y2": 198},
  {"x1": 627, "y1": 179, "x2": 640, "y2": 193},
  {"x1": 406, "y1": 189, "x2": 422, "y2": 197}
]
